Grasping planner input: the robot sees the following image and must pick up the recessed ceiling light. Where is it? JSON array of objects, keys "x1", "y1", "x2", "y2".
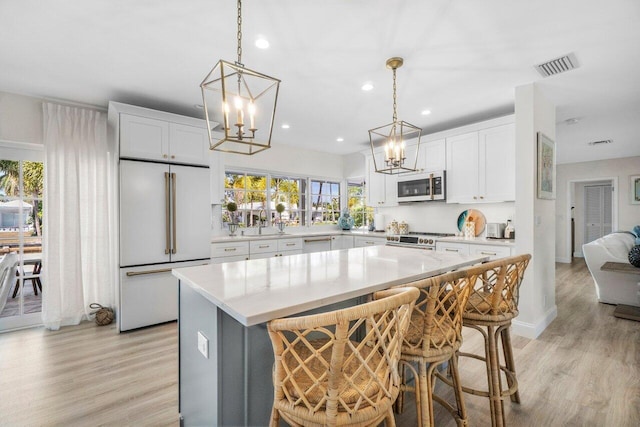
[
  {"x1": 255, "y1": 37, "x2": 269, "y2": 49},
  {"x1": 421, "y1": 110, "x2": 431, "y2": 116},
  {"x1": 281, "y1": 124, "x2": 290, "y2": 129},
  {"x1": 336, "y1": 137, "x2": 344, "y2": 142},
  {"x1": 361, "y1": 83, "x2": 373, "y2": 91}
]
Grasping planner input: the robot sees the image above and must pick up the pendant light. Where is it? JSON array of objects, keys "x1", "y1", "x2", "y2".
[
  {"x1": 200, "y1": 0, "x2": 281, "y2": 155},
  {"x1": 368, "y1": 57, "x2": 422, "y2": 174}
]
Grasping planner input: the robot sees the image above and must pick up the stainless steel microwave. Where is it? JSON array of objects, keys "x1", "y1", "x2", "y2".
[{"x1": 397, "y1": 171, "x2": 446, "y2": 202}]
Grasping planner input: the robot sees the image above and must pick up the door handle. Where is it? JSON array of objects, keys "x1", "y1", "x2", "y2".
[
  {"x1": 171, "y1": 172, "x2": 177, "y2": 254},
  {"x1": 164, "y1": 172, "x2": 171, "y2": 255}
]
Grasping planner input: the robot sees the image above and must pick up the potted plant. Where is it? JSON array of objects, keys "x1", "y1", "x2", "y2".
[
  {"x1": 275, "y1": 203, "x2": 286, "y2": 233},
  {"x1": 226, "y1": 202, "x2": 239, "y2": 236}
]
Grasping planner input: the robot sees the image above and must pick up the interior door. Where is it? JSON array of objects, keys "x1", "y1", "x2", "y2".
[
  {"x1": 120, "y1": 160, "x2": 171, "y2": 266},
  {"x1": 170, "y1": 164, "x2": 211, "y2": 262},
  {"x1": 584, "y1": 184, "x2": 612, "y2": 244}
]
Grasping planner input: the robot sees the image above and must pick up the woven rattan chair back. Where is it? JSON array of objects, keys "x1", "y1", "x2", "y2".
[
  {"x1": 393, "y1": 267, "x2": 481, "y2": 427},
  {"x1": 464, "y1": 254, "x2": 531, "y2": 323},
  {"x1": 458, "y1": 254, "x2": 532, "y2": 427},
  {"x1": 267, "y1": 286, "x2": 419, "y2": 427}
]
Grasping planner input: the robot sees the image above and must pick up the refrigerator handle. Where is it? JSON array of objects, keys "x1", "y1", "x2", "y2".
[
  {"x1": 171, "y1": 172, "x2": 177, "y2": 254},
  {"x1": 164, "y1": 172, "x2": 171, "y2": 254}
]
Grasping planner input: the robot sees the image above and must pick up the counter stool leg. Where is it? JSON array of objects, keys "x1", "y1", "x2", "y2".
[
  {"x1": 487, "y1": 325, "x2": 505, "y2": 427},
  {"x1": 418, "y1": 361, "x2": 435, "y2": 427},
  {"x1": 500, "y1": 327, "x2": 520, "y2": 403},
  {"x1": 385, "y1": 408, "x2": 397, "y2": 427},
  {"x1": 449, "y1": 353, "x2": 468, "y2": 426}
]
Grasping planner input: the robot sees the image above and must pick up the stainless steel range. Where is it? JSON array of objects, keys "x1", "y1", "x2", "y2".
[{"x1": 385, "y1": 232, "x2": 456, "y2": 250}]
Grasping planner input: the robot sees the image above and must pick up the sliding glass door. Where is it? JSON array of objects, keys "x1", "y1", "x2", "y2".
[{"x1": 0, "y1": 143, "x2": 44, "y2": 331}]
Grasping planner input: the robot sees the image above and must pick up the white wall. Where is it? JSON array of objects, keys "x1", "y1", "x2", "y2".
[
  {"x1": 375, "y1": 202, "x2": 515, "y2": 236},
  {"x1": 556, "y1": 156, "x2": 640, "y2": 262},
  {"x1": 0, "y1": 91, "x2": 43, "y2": 144},
  {"x1": 221, "y1": 144, "x2": 344, "y2": 179},
  {"x1": 513, "y1": 83, "x2": 557, "y2": 339},
  {"x1": 343, "y1": 152, "x2": 366, "y2": 179}
]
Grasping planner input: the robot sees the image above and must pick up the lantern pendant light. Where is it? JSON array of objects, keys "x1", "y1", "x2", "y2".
[
  {"x1": 369, "y1": 57, "x2": 422, "y2": 174},
  {"x1": 200, "y1": 0, "x2": 281, "y2": 155}
]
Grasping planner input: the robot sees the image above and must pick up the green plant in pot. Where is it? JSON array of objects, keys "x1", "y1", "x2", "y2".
[
  {"x1": 275, "y1": 203, "x2": 286, "y2": 233},
  {"x1": 226, "y1": 202, "x2": 239, "y2": 236}
]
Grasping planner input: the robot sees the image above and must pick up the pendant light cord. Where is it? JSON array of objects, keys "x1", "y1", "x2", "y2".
[
  {"x1": 392, "y1": 66, "x2": 398, "y2": 123},
  {"x1": 237, "y1": 0, "x2": 243, "y2": 66}
]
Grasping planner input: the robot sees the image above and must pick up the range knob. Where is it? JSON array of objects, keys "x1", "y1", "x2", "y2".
[{"x1": 428, "y1": 239, "x2": 434, "y2": 245}]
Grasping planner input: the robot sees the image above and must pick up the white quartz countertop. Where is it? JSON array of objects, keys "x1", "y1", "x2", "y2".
[
  {"x1": 211, "y1": 230, "x2": 387, "y2": 243},
  {"x1": 437, "y1": 236, "x2": 516, "y2": 247},
  {"x1": 172, "y1": 246, "x2": 488, "y2": 326}
]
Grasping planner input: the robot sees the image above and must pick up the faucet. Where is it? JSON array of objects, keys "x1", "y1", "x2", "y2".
[{"x1": 258, "y1": 209, "x2": 266, "y2": 235}]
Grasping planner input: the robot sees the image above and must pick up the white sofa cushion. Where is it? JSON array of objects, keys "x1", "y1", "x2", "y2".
[{"x1": 595, "y1": 232, "x2": 635, "y2": 260}]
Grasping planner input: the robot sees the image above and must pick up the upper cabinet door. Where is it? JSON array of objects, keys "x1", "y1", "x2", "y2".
[
  {"x1": 169, "y1": 123, "x2": 210, "y2": 166},
  {"x1": 446, "y1": 132, "x2": 479, "y2": 203},
  {"x1": 423, "y1": 139, "x2": 446, "y2": 172},
  {"x1": 120, "y1": 114, "x2": 169, "y2": 162},
  {"x1": 479, "y1": 124, "x2": 515, "y2": 202}
]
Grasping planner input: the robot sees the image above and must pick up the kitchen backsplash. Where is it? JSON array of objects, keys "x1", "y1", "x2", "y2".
[{"x1": 376, "y1": 202, "x2": 515, "y2": 236}]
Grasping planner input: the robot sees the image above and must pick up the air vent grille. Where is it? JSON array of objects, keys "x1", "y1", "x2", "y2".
[
  {"x1": 535, "y1": 53, "x2": 579, "y2": 77},
  {"x1": 588, "y1": 139, "x2": 613, "y2": 146}
]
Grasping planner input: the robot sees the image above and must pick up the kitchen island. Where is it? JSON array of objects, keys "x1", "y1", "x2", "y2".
[{"x1": 172, "y1": 245, "x2": 488, "y2": 426}]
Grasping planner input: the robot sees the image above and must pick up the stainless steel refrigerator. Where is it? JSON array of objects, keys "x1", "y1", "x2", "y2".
[{"x1": 119, "y1": 159, "x2": 210, "y2": 331}]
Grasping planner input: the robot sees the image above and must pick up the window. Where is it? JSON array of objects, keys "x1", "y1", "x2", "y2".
[
  {"x1": 0, "y1": 152, "x2": 44, "y2": 330},
  {"x1": 270, "y1": 175, "x2": 306, "y2": 226},
  {"x1": 347, "y1": 179, "x2": 373, "y2": 229},
  {"x1": 223, "y1": 171, "x2": 268, "y2": 227},
  {"x1": 310, "y1": 180, "x2": 341, "y2": 225}
]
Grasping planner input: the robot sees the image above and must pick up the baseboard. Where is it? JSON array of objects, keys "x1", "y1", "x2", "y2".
[
  {"x1": 556, "y1": 256, "x2": 572, "y2": 263},
  {"x1": 573, "y1": 252, "x2": 584, "y2": 258},
  {"x1": 511, "y1": 305, "x2": 558, "y2": 339}
]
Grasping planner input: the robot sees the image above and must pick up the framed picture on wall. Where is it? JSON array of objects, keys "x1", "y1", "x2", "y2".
[
  {"x1": 537, "y1": 132, "x2": 555, "y2": 200},
  {"x1": 631, "y1": 175, "x2": 640, "y2": 204}
]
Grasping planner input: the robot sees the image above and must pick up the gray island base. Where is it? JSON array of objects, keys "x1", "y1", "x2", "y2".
[{"x1": 173, "y1": 245, "x2": 488, "y2": 426}]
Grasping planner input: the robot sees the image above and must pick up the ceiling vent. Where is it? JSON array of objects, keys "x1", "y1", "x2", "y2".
[
  {"x1": 588, "y1": 139, "x2": 613, "y2": 146},
  {"x1": 535, "y1": 53, "x2": 579, "y2": 77}
]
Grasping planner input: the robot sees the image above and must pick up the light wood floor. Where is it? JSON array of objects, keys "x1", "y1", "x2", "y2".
[{"x1": 1, "y1": 259, "x2": 638, "y2": 426}]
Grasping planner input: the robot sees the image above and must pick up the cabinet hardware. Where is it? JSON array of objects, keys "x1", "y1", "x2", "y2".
[
  {"x1": 171, "y1": 155, "x2": 175, "y2": 159},
  {"x1": 304, "y1": 238, "x2": 332, "y2": 243},
  {"x1": 445, "y1": 248, "x2": 459, "y2": 252},
  {"x1": 480, "y1": 196, "x2": 484, "y2": 199},
  {"x1": 163, "y1": 154, "x2": 168, "y2": 159},
  {"x1": 480, "y1": 251, "x2": 497, "y2": 256},
  {"x1": 164, "y1": 172, "x2": 171, "y2": 255},
  {"x1": 126, "y1": 268, "x2": 172, "y2": 277},
  {"x1": 473, "y1": 196, "x2": 477, "y2": 200},
  {"x1": 365, "y1": 241, "x2": 375, "y2": 245},
  {"x1": 171, "y1": 172, "x2": 177, "y2": 254},
  {"x1": 285, "y1": 243, "x2": 296, "y2": 246},
  {"x1": 224, "y1": 248, "x2": 237, "y2": 252},
  {"x1": 258, "y1": 245, "x2": 270, "y2": 248}
]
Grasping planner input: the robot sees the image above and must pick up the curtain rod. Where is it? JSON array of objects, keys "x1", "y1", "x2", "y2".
[{"x1": 42, "y1": 97, "x2": 107, "y2": 112}]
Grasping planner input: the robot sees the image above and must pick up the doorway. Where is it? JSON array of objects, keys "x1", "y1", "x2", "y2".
[
  {"x1": 568, "y1": 178, "x2": 617, "y2": 259},
  {"x1": 0, "y1": 142, "x2": 44, "y2": 331}
]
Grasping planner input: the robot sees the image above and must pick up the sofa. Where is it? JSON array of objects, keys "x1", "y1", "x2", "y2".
[{"x1": 583, "y1": 232, "x2": 639, "y2": 307}]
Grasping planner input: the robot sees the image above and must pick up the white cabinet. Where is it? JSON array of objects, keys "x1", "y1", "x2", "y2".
[
  {"x1": 404, "y1": 139, "x2": 446, "y2": 173},
  {"x1": 366, "y1": 154, "x2": 398, "y2": 207},
  {"x1": 353, "y1": 235, "x2": 386, "y2": 248},
  {"x1": 331, "y1": 235, "x2": 354, "y2": 250},
  {"x1": 469, "y1": 244, "x2": 512, "y2": 260},
  {"x1": 209, "y1": 132, "x2": 225, "y2": 204},
  {"x1": 303, "y1": 236, "x2": 333, "y2": 253},
  {"x1": 278, "y1": 238, "x2": 304, "y2": 254},
  {"x1": 120, "y1": 113, "x2": 209, "y2": 166},
  {"x1": 436, "y1": 241, "x2": 513, "y2": 261},
  {"x1": 435, "y1": 241, "x2": 470, "y2": 255},
  {"x1": 446, "y1": 124, "x2": 515, "y2": 203},
  {"x1": 211, "y1": 241, "x2": 250, "y2": 263}
]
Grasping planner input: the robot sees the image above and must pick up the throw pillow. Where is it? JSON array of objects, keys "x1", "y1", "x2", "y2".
[{"x1": 629, "y1": 245, "x2": 640, "y2": 268}]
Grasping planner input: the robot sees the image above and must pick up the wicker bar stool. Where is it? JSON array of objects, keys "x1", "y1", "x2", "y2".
[
  {"x1": 457, "y1": 254, "x2": 531, "y2": 427},
  {"x1": 267, "y1": 286, "x2": 419, "y2": 427},
  {"x1": 393, "y1": 267, "x2": 481, "y2": 427}
]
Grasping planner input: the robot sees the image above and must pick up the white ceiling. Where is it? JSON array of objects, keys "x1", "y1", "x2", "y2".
[{"x1": 1, "y1": 0, "x2": 639, "y2": 164}]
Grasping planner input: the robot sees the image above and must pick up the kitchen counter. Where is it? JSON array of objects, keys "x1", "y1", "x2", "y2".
[
  {"x1": 437, "y1": 236, "x2": 516, "y2": 247},
  {"x1": 210, "y1": 229, "x2": 386, "y2": 243},
  {"x1": 173, "y1": 246, "x2": 488, "y2": 426}
]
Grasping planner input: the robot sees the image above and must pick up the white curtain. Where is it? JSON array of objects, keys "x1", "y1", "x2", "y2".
[{"x1": 42, "y1": 102, "x2": 117, "y2": 330}]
